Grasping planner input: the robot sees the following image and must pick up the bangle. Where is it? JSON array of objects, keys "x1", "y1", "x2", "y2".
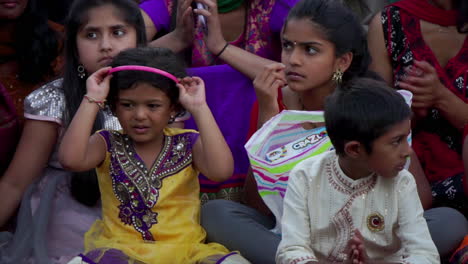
[
  {"x1": 84, "y1": 94, "x2": 106, "y2": 109},
  {"x1": 214, "y1": 42, "x2": 229, "y2": 58}
]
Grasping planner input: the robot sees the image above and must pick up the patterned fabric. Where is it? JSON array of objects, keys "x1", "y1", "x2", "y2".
[
  {"x1": 84, "y1": 128, "x2": 233, "y2": 264},
  {"x1": 141, "y1": 0, "x2": 290, "y2": 67},
  {"x1": 381, "y1": 5, "x2": 468, "y2": 183},
  {"x1": 191, "y1": 0, "x2": 277, "y2": 66},
  {"x1": 431, "y1": 173, "x2": 468, "y2": 216},
  {"x1": 276, "y1": 151, "x2": 440, "y2": 264},
  {"x1": 245, "y1": 110, "x2": 332, "y2": 234},
  {"x1": 24, "y1": 79, "x2": 65, "y2": 124},
  {"x1": 99, "y1": 129, "x2": 196, "y2": 241},
  {"x1": 24, "y1": 78, "x2": 121, "y2": 169}
]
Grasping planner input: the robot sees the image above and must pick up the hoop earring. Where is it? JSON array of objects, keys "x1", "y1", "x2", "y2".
[
  {"x1": 168, "y1": 115, "x2": 175, "y2": 124},
  {"x1": 77, "y1": 64, "x2": 86, "y2": 79},
  {"x1": 332, "y1": 69, "x2": 343, "y2": 84}
]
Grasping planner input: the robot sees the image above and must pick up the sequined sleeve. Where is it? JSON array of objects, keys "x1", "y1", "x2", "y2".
[{"x1": 23, "y1": 78, "x2": 65, "y2": 125}]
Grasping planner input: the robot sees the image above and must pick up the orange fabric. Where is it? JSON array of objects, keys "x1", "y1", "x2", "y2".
[{"x1": 450, "y1": 235, "x2": 468, "y2": 263}]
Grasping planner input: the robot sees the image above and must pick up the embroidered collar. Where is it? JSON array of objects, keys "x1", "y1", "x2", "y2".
[
  {"x1": 108, "y1": 130, "x2": 194, "y2": 241},
  {"x1": 327, "y1": 156, "x2": 377, "y2": 195}
]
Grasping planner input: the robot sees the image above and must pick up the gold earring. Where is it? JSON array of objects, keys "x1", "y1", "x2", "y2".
[
  {"x1": 332, "y1": 69, "x2": 343, "y2": 84},
  {"x1": 168, "y1": 115, "x2": 175, "y2": 124}
]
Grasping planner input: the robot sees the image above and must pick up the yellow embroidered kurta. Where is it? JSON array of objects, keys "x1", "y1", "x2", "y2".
[{"x1": 84, "y1": 128, "x2": 229, "y2": 264}]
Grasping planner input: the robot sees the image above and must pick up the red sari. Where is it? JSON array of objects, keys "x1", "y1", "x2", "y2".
[{"x1": 383, "y1": 0, "x2": 468, "y2": 183}]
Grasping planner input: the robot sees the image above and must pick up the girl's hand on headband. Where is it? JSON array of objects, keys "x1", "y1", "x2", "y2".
[
  {"x1": 177, "y1": 76, "x2": 207, "y2": 113},
  {"x1": 86, "y1": 67, "x2": 112, "y2": 101},
  {"x1": 253, "y1": 63, "x2": 286, "y2": 107}
]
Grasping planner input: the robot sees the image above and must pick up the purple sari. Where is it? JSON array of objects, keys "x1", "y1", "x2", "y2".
[{"x1": 187, "y1": 65, "x2": 255, "y2": 201}]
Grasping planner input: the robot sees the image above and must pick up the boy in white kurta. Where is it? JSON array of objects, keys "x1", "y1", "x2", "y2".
[{"x1": 276, "y1": 78, "x2": 439, "y2": 264}]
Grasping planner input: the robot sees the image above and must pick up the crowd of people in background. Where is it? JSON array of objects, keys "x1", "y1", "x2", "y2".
[{"x1": 0, "y1": 0, "x2": 466, "y2": 263}]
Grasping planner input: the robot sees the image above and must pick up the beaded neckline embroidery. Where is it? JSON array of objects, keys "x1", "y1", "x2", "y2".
[
  {"x1": 108, "y1": 131, "x2": 193, "y2": 241},
  {"x1": 327, "y1": 156, "x2": 377, "y2": 262}
]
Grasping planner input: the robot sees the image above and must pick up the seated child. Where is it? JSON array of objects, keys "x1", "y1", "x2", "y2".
[
  {"x1": 276, "y1": 78, "x2": 440, "y2": 264},
  {"x1": 58, "y1": 47, "x2": 250, "y2": 264}
]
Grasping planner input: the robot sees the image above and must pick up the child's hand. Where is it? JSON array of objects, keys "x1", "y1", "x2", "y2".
[
  {"x1": 348, "y1": 230, "x2": 370, "y2": 264},
  {"x1": 253, "y1": 63, "x2": 286, "y2": 106},
  {"x1": 177, "y1": 76, "x2": 207, "y2": 113},
  {"x1": 86, "y1": 67, "x2": 112, "y2": 101}
]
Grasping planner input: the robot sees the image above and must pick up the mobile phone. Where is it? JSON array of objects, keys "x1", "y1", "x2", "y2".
[{"x1": 195, "y1": 2, "x2": 207, "y2": 33}]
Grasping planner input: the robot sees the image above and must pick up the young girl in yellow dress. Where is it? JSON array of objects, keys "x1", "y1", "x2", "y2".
[{"x1": 59, "y1": 46, "x2": 250, "y2": 264}]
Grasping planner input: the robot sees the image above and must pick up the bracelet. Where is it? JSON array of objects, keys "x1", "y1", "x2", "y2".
[
  {"x1": 214, "y1": 42, "x2": 229, "y2": 58},
  {"x1": 84, "y1": 94, "x2": 106, "y2": 109}
]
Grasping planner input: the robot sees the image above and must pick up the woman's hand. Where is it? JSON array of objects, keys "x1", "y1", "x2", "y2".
[
  {"x1": 398, "y1": 60, "x2": 448, "y2": 111},
  {"x1": 194, "y1": 0, "x2": 227, "y2": 55},
  {"x1": 172, "y1": 0, "x2": 195, "y2": 49},
  {"x1": 177, "y1": 76, "x2": 207, "y2": 113},
  {"x1": 86, "y1": 67, "x2": 112, "y2": 101}
]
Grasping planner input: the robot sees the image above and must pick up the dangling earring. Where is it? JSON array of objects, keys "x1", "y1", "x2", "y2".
[
  {"x1": 168, "y1": 115, "x2": 175, "y2": 124},
  {"x1": 77, "y1": 64, "x2": 86, "y2": 79},
  {"x1": 332, "y1": 69, "x2": 343, "y2": 84}
]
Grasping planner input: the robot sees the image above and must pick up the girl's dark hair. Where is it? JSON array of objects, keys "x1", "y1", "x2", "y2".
[
  {"x1": 285, "y1": 0, "x2": 371, "y2": 83},
  {"x1": 62, "y1": 0, "x2": 147, "y2": 207},
  {"x1": 108, "y1": 46, "x2": 187, "y2": 112},
  {"x1": 14, "y1": 0, "x2": 60, "y2": 83},
  {"x1": 454, "y1": 0, "x2": 468, "y2": 33}
]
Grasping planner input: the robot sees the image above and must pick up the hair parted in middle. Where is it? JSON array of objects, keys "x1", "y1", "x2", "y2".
[
  {"x1": 324, "y1": 77, "x2": 411, "y2": 156},
  {"x1": 284, "y1": 0, "x2": 371, "y2": 83},
  {"x1": 61, "y1": 0, "x2": 147, "y2": 207}
]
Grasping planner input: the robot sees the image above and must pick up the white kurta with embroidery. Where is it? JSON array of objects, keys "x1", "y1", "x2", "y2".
[{"x1": 276, "y1": 151, "x2": 439, "y2": 264}]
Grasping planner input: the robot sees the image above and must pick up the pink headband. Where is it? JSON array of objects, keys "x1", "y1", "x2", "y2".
[{"x1": 108, "y1": 65, "x2": 180, "y2": 83}]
